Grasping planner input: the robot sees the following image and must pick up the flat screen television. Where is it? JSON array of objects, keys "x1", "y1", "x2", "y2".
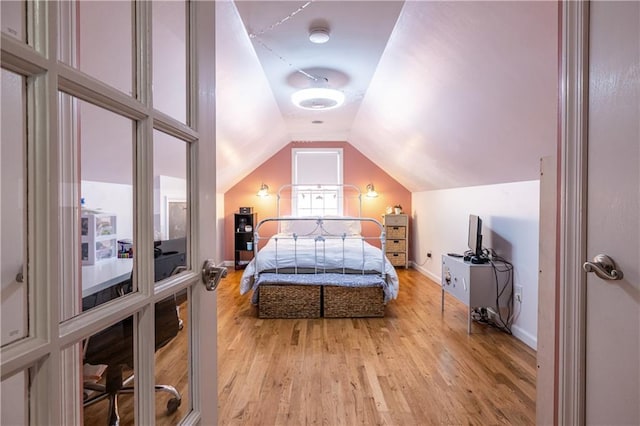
[{"x1": 467, "y1": 214, "x2": 484, "y2": 258}]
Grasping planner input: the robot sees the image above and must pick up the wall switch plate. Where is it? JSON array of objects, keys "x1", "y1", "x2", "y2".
[{"x1": 515, "y1": 285, "x2": 523, "y2": 303}]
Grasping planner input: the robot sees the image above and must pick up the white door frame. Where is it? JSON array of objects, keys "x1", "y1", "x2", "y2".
[{"x1": 557, "y1": 1, "x2": 589, "y2": 424}]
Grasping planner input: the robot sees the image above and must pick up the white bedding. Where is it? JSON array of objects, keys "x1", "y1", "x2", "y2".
[{"x1": 240, "y1": 233, "x2": 399, "y2": 301}]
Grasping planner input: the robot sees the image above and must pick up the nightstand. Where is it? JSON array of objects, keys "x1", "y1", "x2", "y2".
[{"x1": 383, "y1": 214, "x2": 408, "y2": 268}]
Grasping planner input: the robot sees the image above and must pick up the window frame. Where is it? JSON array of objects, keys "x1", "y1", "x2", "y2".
[{"x1": 291, "y1": 148, "x2": 343, "y2": 217}]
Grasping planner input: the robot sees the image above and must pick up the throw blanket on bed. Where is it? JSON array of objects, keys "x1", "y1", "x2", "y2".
[{"x1": 240, "y1": 234, "x2": 399, "y2": 302}]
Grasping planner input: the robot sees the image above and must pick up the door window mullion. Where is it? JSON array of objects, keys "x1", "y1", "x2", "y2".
[
  {"x1": 133, "y1": 0, "x2": 157, "y2": 424},
  {"x1": 57, "y1": 68, "x2": 148, "y2": 121}
]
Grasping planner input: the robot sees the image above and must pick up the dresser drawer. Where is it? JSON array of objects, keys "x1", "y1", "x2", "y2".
[
  {"x1": 386, "y1": 239, "x2": 406, "y2": 252},
  {"x1": 387, "y1": 253, "x2": 406, "y2": 267},
  {"x1": 384, "y1": 214, "x2": 407, "y2": 226},
  {"x1": 386, "y1": 226, "x2": 406, "y2": 239}
]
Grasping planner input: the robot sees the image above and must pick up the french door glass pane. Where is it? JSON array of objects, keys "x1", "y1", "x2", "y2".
[
  {"x1": 155, "y1": 291, "x2": 190, "y2": 424},
  {"x1": 1, "y1": 0, "x2": 25, "y2": 42},
  {"x1": 153, "y1": 130, "x2": 188, "y2": 284},
  {"x1": 1, "y1": 69, "x2": 28, "y2": 347},
  {"x1": 82, "y1": 315, "x2": 135, "y2": 425},
  {"x1": 152, "y1": 0, "x2": 187, "y2": 123},
  {"x1": 1, "y1": 369, "x2": 30, "y2": 424},
  {"x1": 58, "y1": 93, "x2": 135, "y2": 322},
  {"x1": 80, "y1": 293, "x2": 188, "y2": 426},
  {"x1": 57, "y1": 0, "x2": 133, "y2": 96}
]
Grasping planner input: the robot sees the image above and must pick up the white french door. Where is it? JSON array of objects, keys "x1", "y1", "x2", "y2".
[{"x1": 1, "y1": 1, "x2": 217, "y2": 424}]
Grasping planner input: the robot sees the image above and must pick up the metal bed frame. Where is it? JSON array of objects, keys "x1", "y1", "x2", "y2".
[{"x1": 252, "y1": 184, "x2": 387, "y2": 283}]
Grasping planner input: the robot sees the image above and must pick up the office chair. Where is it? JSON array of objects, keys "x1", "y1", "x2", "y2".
[{"x1": 83, "y1": 294, "x2": 182, "y2": 426}]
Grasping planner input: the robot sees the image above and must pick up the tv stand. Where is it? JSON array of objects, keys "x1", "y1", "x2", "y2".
[{"x1": 441, "y1": 254, "x2": 511, "y2": 333}]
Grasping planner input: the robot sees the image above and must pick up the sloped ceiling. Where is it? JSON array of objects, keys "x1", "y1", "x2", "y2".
[
  {"x1": 215, "y1": 1, "x2": 290, "y2": 192},
  {"x1": 215, "y1": 0, "x2": 558, "y2": 193}
]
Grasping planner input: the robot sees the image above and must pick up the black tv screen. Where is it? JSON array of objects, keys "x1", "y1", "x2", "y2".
[{"x1": 467, "y1": 214, "x2": 483, "y2": 257}]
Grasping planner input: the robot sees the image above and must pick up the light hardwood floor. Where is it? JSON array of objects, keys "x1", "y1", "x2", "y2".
[
  {"x1": 84, "y1": 267, "x2": 536, "y2": 425},
  {"x1": 218, "y1": 268, "x2": 536, "y2": 425}
]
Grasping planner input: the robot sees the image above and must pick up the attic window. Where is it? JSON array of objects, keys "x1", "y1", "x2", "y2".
[{"x1": 292, "y1": 148, "x2": 343, "y2": 216}]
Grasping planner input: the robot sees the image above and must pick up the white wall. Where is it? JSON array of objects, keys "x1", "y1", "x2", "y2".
[
  {"x1": 81, "y1": 180, "x2": 133, "y2": 241},
  {"x1": 153, "y1": 175, "x2": 187, "y2": 241},
  {"x1": 411, "y1": 180, "x2": 539, "y2": 349}
]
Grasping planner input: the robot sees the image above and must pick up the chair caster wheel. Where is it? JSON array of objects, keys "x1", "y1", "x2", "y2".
[{"x1": 167, "y1": 397, "x2": 181, "y2": 414}]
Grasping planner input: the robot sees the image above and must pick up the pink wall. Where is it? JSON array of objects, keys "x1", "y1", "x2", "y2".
[{"x1": 223, "y1": 141, "x2": 411, "y2": 261}]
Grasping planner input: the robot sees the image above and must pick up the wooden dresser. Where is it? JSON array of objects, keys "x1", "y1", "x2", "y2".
[{"x1": 383, "y1": 214, "x2": 408, "y2": 268}]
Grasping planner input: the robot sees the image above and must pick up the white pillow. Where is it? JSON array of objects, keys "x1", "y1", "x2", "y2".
[
  {"x1": 279, "y1": 216, "x2": 321, "y2": 235},
  {"x1": 320, "y1": 216, "x2": 362, "y2": 236},
  {"x1": 278, "y1": 216, "x2": 363, "y2": 236}
]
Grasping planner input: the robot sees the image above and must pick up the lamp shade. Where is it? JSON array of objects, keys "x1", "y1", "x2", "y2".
[
  {"x1": 256, "y1": 183, "x2": 269, "y2": 197},
  {"x1": 366, "y1": 183, "x2": 378, "y2": 198}
]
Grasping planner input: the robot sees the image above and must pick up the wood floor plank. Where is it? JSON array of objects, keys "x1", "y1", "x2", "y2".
[{"x1": 218, "y1": 268, "x2": 537, "y2": 425}]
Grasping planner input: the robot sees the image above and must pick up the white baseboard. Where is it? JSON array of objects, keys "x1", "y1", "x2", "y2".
[
  {"x1": 410, "y1": 262, "x2": 441, "y2": 285},
  {"x1": 223, "y1": 260, "x2": 234, "y2": 267},
  {"x1": 511, "y1": 325, "x2": 537, "y2": 350}
]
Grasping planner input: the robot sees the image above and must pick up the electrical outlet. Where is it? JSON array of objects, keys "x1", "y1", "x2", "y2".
[{"x1": 515, "y1": 285, "x2": 523, "y2": 303}]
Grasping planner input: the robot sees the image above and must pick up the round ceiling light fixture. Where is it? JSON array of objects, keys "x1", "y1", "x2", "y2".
[
  {"x1": 309, "y1": 27, "x2": 330, "y2": 44},
  {"x1": 291, "y1": 87, "x2": 345, "y2": 110}
]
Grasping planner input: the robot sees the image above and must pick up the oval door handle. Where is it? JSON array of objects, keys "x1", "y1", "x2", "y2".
[
  {"x1": 583, "y1": 254, "x2": 624, "y2": 281},
  {"x1": 202, "y1": 260, "x2": 227, "y2": 291}
]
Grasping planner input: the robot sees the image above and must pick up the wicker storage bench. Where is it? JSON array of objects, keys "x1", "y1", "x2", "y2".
[
  {"x1": 323, "y1": 286, "x2": 384, "y2": 318},
  {"x1": 258, "y1": 284, "x2": 321, "y2": 319}
]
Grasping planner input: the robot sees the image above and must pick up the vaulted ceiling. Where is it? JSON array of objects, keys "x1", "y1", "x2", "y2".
[{"x1": 215, "y1": 0, "x2": 558, "y2": 193}]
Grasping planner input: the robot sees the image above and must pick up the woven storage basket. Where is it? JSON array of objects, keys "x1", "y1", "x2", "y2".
[
  {"x1": 386, "y1": 239, "x2": 406, "y2": 252},
  {"x1": 387, "y1": 253, "x2": 406, "y2": 267},
  {"x1": 386, "y1": 226, "x2": 406, "y2": 239},
  {"x1": 258, "y1": 284, "x2": 321, "y2": 318},
  {"x1": 323, "y1": 286, "x2": 384, "y2": 318}
]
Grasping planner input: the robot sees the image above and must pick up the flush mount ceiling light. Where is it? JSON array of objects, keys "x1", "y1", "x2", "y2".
[
  {"x1": 309, "y1": 27, "x2": 330, "y2": 44},
  {"x1": 291, "y1": 87, "x2": 345, "y2": 110}
]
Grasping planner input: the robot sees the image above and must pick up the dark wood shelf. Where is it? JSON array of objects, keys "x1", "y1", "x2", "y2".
[{"x1": 234, "y1": 212, "x2": 257, "y2": 270}]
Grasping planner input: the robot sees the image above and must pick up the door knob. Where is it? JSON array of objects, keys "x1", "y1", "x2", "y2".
[
  {"x1": 202, "y1": 260, "x2": 227, "y2": 291},
  {"x1": 583, "y1": 254, "x2": 624, "y2": 281}
]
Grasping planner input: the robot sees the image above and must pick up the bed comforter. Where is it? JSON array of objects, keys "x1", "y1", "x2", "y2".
[{"x1": 240, "y1": 234, "x2": 399, "y2": 302}]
